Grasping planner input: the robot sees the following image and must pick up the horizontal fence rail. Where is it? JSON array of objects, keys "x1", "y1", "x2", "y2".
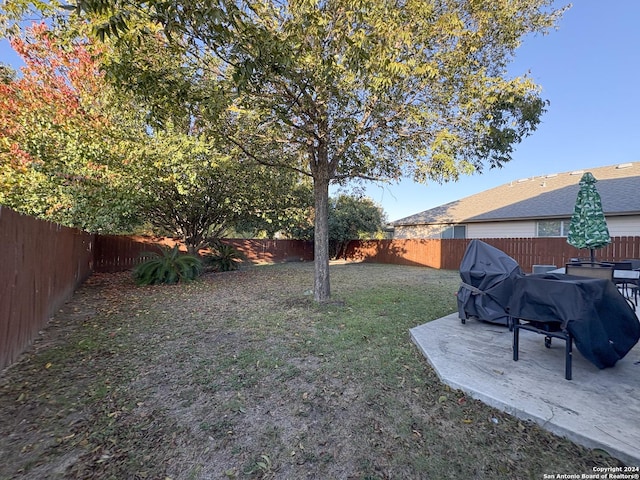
[
  {"x1": 224, "y1": 239, "x2": 314, "y2": 264},
  {"x1": 92, "y1": 235, "x2": 640, "y2": 275}
]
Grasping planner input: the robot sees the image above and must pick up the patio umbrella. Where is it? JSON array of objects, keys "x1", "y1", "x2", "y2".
[{"x1": 567, "y1": 172, "x2": 611, "y2": 263}]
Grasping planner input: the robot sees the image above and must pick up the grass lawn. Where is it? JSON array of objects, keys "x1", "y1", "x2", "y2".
[{"x1": 0, "y1": 262, "x2": 624, "y2": 479}]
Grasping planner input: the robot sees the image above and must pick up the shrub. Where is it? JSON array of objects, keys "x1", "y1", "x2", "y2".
[
  {"x1": 203, "y1": 242, "x2": 245, "y2": 272},
  {"x1": 133, "y1": 246, "x2": 202, "y2": 285}
]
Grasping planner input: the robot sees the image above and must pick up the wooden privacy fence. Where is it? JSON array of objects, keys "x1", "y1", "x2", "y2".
[
  {"x1": 94, "y1": 235, "x2": 167, "y2": 273},
  {"x1": 344, "y1": 237, "x2": 640, "y2": 273},
  {"x1": 93, "y1": 237, "x2": 315, "y2": 272},
  {"x1": 93, "y1": 235, "x2": 640, "y2": 274},
  {"x1": 1, "y1": 225, "x2": 315, "y2": 370},
  {"x1": 3, "y1": 204, "x2": 640, "y2": 372},
  {"x1": 0, "y1": 207, "x2": 93, "y2": 371},
  {"x1": 224, "y1": 239, "x2": 314, "y2": 264}
]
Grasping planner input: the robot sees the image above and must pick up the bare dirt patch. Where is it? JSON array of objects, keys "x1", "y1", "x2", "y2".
[{"x1": 0, "y1": 262, "x2": 624, "y2": 479}]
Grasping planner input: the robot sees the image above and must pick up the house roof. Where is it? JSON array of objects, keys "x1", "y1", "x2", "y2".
[{"x1": 393, "y1": 162, "x2": 640, "y2": 226}]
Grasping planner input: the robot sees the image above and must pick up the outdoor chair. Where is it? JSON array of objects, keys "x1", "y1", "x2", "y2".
[
  {"x1": 565, "y1": 263, "x2": 614, "y2": 281},
  {"x1": 623, "y1": 260, "x2": 640, "y2": 305},
  {"x1": 609, "y1": 261, "x2": 633, "y2": 299},
  {"x1": 565, "y1": 263, "x2": 638, "y2": 304}
]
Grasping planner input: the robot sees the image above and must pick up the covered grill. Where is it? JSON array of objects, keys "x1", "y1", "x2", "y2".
[{"x1": 457, "y1": 240, "x2": 524, "y2": 325}]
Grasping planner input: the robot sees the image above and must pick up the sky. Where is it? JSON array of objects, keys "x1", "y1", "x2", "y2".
[
  {"x1": 361, "y1": 1, "x2": 640, "y2": 221},
  {"x1": 2, "y1": 2, "x2": 639, "y2": 222}
]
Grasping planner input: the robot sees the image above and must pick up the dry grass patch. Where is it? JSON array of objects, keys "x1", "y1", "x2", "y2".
[{"x1": 0, "y1": 262, "x2": 624, "y2": 479}]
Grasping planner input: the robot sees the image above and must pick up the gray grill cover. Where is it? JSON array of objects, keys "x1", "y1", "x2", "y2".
[{"x1": 457, "y1": 240, "x2": 524, "y2": 325}]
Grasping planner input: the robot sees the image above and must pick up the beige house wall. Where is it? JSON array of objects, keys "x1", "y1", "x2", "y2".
[
  {"x1": 606, "y1": 216, "x2": 640, "y2": 236},
  {"x1": 467, "y1": 221, "x2": 535, "y2": 238},
  {"x1": 393, "y1": 220, "x2": 537, "y2": 239},
  {"x1": 392, "y1": 224, "x2": 445, "y2": 239},
  {"x1": 392, "y1": 215, "x2": 640, "y2": 239}
]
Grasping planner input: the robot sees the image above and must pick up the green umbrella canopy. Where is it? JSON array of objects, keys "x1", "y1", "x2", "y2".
[{"x1": 567, "y1": 172, "x2": 611, "y2": 261}]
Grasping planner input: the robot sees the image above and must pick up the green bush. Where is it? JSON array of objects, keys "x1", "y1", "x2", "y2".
[
  {"x1": 133, "y1": 246, "x2": 202, "y2": 285},
  {"x1": 203, "y1": 242, "x2": 245, "y2": 272}
]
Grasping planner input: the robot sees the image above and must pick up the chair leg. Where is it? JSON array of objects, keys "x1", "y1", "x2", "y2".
[
  {"x1": 512, "y1": 320, "x2": 573, "y2": 380},
  {"x1": 565, "y1": 335, "x2": 573, "y2": 381}
]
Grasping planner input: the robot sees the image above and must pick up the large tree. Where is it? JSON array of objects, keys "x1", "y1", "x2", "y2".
[
  {"x1": 329, "y1": 195, "x2": 386, "y2": 259},
  {"x1": 0, "y1": 23, "x2": 145, "y2": 232},
  {"x1": 288, "y1": 194, "x2": 387, "y2": 258},
  {"x1": 98, "y1": 29, "x2": 313, "y2": 249},
  {"x1": 138, "y1": 125, "x2": 313, "y2": 251},
  {"x1": 4, "y1": 0, "x2": 567, "y2": 301}
]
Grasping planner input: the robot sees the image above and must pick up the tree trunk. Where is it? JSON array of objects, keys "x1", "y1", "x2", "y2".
[
  {"x1": 311, "y1": 103, "x2": 333, "y2": 302},
  {"x1": 313, "y1": 176, "x2": 331, "y2": 302}
]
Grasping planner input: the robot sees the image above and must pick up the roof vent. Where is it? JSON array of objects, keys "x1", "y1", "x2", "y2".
[
  {"x1": 616, "y1": 162, "x2": 633, "y2": 169},
  {"x1": 570, "y1": 170, "x2": 584, "y2": 175},
  {"x1": 517, "y1": 178, "x2": 529, "y2": 183},
  {"x1": 544, "y1": 173, "x2": 558, "y2": 178}
]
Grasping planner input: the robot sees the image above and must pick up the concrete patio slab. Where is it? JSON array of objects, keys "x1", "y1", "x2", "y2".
[{"x1": 410, "y1": 313, "x2": 640, "y2": 466}]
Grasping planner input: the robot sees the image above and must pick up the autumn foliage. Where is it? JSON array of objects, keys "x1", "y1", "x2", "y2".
[{"x1": 0, "y1": 24, "x2": 139, "y2": 231}]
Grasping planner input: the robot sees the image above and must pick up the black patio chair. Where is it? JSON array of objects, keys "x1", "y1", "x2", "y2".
[
  {"x1": 609, "y1": 261, "x2": 634, "y2": 299},
  {"x1": 565, "y1": 263, "x2": 614, "y2": 281},
  {"x1": 567, "y1": 262, "x2": 636, "y2": 303},
  {"x1": 622, "y1": 260, "x2": 640, "y2": 305}
]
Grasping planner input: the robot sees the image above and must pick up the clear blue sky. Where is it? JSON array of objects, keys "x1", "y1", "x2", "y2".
[
  {"x1": 2, "y1": 2, "x2": 639, "y2": 222},
  {"x1": 362, "y1": 1, "x2": 640, "y2": 221}
]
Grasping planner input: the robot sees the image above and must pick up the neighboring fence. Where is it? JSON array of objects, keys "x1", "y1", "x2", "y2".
[
  {"x1": 94, "y1": 235, "x2": 167, "y2": 273},
  {"x1": 94, "y1": 236, "x2": 640, "y2": 273},
  {"x1": 225, "y1": 239, "x2": 314, "y2": 264},
  {"x1": 0, "y1": 207, "x2": 93, "y2": 371},
  {"x1": 91, "y1": 237, "x2": 315, "y2": 272},
  {"x1": 344, "y1": 236, "x2": 640, "y2": 273}
]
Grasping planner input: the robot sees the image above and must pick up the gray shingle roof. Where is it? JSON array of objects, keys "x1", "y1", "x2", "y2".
[{"x1": 392, "y1": 162, "x2": 640, "y2": 226}]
